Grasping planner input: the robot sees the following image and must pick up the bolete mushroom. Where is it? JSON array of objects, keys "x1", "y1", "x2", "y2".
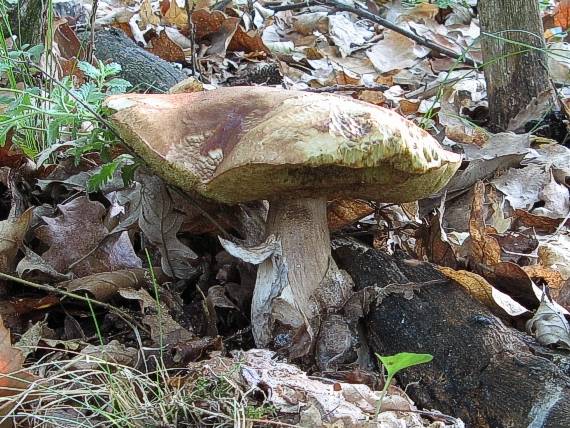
[{"x1": 104, "y1": 86, "x2": 461, "y2": 357}]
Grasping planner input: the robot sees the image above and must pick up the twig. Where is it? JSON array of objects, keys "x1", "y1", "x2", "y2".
[
  {"x1": 87, "y1": 0, "x2": 99, "y2": 63},
  {"x1": 184, "y1": 0, "x2": 198, "y2": 77},
  {"x1": 0, "y1": 271, "x2": 149, "y2": 334},
  {"x1": 553, "y1": 209, "x2": 570, "y2": 236},
  {"x1": 305, "y1": 83, "x2": 389, "y2": 93},
  {"x1": 266, "y1": 0, "x2": 479, "y2": 67}
]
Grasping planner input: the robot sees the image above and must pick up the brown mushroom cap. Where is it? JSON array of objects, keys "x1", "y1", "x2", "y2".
[{"x1": 104, "y1": 86, "x2": 461, "y2": 204}]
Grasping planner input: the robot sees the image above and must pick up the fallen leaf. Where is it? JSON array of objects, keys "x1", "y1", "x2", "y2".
[
  {"x1": 367, "y1": 27, "x2": 429, "y2": 73},
  {"x1": 35, "y1": 197, "x2": 141, "y2": 277},
  {"x1": 328, "y1": 13, "x2": 374, "y2": 58},
  {"x1": 526, "y1": 295, "x2": 570, "y2": 350},
  {"x1": 491, "y1": 164, "x2": 549, "y2": 211},
  {"x1": 71, "y1": 340, "x2": 138, "y2": 370},
  {"x1": 139, "y1": 0, "x2": 160, "y2": 28},
  {"x1": 145, "y1": 29, "x2": 186, "y2": 62},
  {"x1": 61, "y1": 268, "x2": 165, "y2": 302},
  {"x1": 327, "y1": 199, "x2": 374, "y2": 231},
  {"x1": 192, "y1": 10, "x2": 239, "y2": 57},
  {"x1": 171, "y1": 336, "x2": 223, "y2": 364},
  {"x1": 219, "y1": 235, "x2": 279, "y2": 265},
  {"x1": 115, "y1": 174, "x2": 198, "y2": 279},
  {"x1": 439, "y1": 266, "x2": 528, "y2": 316},
  {"x1": 161, "y1": 0, "x2": 189, "y2": 29},
  {"x1": 0, "y1": 315, "x2": 35, "y2": 424},
  {"x1": 514, "y1": 209, "x2": 567, "y2": 233},
  {"x1": 538, "y1": 235, "x2": 570, "y2": 281},
  {"x1": 523, "y1": 265, "x2": 566, "y2": 300},
  {"x1": 533, "y1": 169, "x2": 570, "y2": 219},
  {"x1": 16, "y1": 246, "x2": 72, "y2": 282},
  {"x1": 144, "y1": 310, "x2": 194, "y2": 346},
  {"x1": 415, "y1": 208, "x2": 458, "y2": 269},
  {"x1": 554, "y1": 0, "x2": 570, "y2": 30},
  {"x1": 117, "y1": 288, "x2": 157, "y2": 312},
  {"x1": 488, "y1": 262, "x2": 540, "y2": 311},
  {"x1": 0, "y1": 208, "x2": 32, "y2": 275},
  {"x1": 0, "y1": 136, "x2": 25, "y2": 169},
  {"x1": 466, "y1": 182, "x2": 501, "y2": 270},
  {"x1": 15, "y1": 320, "x2": 46, "y2": 359}
]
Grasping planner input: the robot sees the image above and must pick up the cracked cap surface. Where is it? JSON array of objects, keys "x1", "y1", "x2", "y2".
[{"x1": 104, "y1": 86, "x2": 461, "y2": 204}]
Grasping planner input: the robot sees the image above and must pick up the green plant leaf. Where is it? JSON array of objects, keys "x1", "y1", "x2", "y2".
[
  {"x1": 87, "y1": 154, "x2": 134, "y2": 192},
  {"x1": 104, "y1": 78, "x2": 131, "y2": 95},
  {"x1": 376, "y1": 352, "x2": 433, "y2": 378},
  {"x1": 79, "y1": 61, "x2": 101, "y2": 79},
  {"x1": 102, "y1": 62, "x2": 122, "y2": 78}
]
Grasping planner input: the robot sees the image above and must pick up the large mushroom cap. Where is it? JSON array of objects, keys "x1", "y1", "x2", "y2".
[{"x1": 104, "y1": 86, "x2": 461, "y2": 204}]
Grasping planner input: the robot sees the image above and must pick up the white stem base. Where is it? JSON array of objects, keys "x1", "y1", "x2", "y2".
[{"x1": 252, "y1": 198, "x2": 353, "y2": 357}]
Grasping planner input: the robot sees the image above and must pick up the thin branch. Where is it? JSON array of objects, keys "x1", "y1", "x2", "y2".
[
  {"x1": 0, "y1": 271, "x2": 149, "y2": 334},
  {"x1": 266, "y1": 0, "x2": 479, "y2": 67},
  {"x1": 305, "y1": 83, "x2": 389, "y2": 93},
  {"x1": 87, "y1": 0, "x2": 99, "y2": 63}
]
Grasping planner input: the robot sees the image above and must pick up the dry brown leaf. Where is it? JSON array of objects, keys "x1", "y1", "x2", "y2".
[
  {"x1": 554, "y1": 0, "x2": 570, "y2": 30},
  {"x1": 143, "y1": 310, "x2": 194, "y2": 346},
  {"x1": 488, "y1": 262, "x2": 538, "y2": 311},
  {"x1": 356, "y1": 90, "x2": 387, "y2": 106},
  {"x1": 139, "y1": 0, "x2": 160, "y2": 28},
  {"x1": 537, "y1": 235, "x2": 570, "y2": 281},
  {"x1": 0, "y1": 208, "x2": 32, "y2": 275},
  {"x1": 61, "y1": 268, "x2": 165, "y2": 302},
  {"x1": 35, "y1": 197, "x2": 141, "y2": 277},
  {"x1": 0, "y1": 138, "x2": 25, "y2": 169},
  {"x1": 145, "y1": 30, "x2": 186, "y2": 62},
  {"x1": 161, "y1": 0, "x2": 189, "y2": 29},
  {"x1": 398, "y1": 99, "x2": 420, "y2": 115},
  {"x1": 526, "y1": 295, "x2": 570, "y2": 349},
  {"x1": 168, "y1": 77, "x2": 204, "y2": 94},
  {"x1": 0, "y1": 315, "x2": 36, "y2": 425},
  {"x1": 71, "y1": 340, "x2": 138, "y2": 370},
  {"x1": 514, "y1": 209, "x2": 566, "y2": 233},
  {"x1": 229, "y1": 27, "x2": 270, "y2": 56},
  {"x1": 415, "y1": 209, "x2": 458, "y2": 269},
  {"x1": 192, "y1": 10, "x2": 239, "y2": 56},
  {"x1": 523, "y1": 265, "x2": 566, "y2": 300},
  {"x1": 467, "y1": 181, "x2": 501, "y2": 271},
  {"x1": 113, "y1": 174, "x2": 198, "y2": 279},
  {"x1": 439, "y1": 266, "x2": 528, "y2": 316},
  {"x1": 367, "y1": 29, "x2": 428, "y2": 73},
  {"x1": 327, "y1": 199, "x2": 374, "y2": 231},
  {"x1": 16, "y1": 246, "x2": 72, "y2": 283}
]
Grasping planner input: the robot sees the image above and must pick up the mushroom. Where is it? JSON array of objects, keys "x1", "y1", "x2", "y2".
[{"x1": 104, "y1": 86, "x2": 461, "y2": 356}]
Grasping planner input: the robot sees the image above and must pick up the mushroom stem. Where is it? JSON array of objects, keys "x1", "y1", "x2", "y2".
[{"x1": 252, "y1": 197, "x2": 348, "y2": 354}]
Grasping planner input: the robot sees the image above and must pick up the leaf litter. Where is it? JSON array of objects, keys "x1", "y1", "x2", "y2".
[{"x1": 1, "y1": 0, "x2": 570, "y2": 426}]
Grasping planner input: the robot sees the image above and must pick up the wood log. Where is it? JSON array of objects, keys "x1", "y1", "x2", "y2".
[
  {"x1": 79, "y1": 28, "x2": 187, "y2": 93},
  {"x1": 333, "y1": 242, "x2": 570, "y2": 428}
]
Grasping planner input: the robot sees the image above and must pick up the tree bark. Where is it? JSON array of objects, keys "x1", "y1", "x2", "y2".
[
  {"x1": 78, "y1": 29, "x2": 187, "y2": 93},
  {"x1": 8, "y1": 0, "x2": 46, "y2": 47},
  {"x1": 479, "y1": 0, "x2": 554, "y2": 131},
  {"x1": 333, "y1": 242, "x2": 570, "y2": 428}
]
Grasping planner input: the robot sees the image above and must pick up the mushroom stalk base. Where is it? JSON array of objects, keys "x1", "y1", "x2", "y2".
[{"x1": 252, "y1": 197, "x2": 352, "y2": 357}]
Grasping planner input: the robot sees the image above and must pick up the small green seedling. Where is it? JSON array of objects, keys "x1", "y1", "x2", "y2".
[{"x1": 374, "y1": 352, "x2": 433, "y2": 416}]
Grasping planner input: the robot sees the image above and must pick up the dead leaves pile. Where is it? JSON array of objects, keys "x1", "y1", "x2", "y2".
[{"x1": 1, "y1": 0, "x2": 570, "y2": 425}]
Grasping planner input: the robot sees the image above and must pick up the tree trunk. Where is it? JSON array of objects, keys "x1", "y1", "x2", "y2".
[
  {"x1": 8, "y1": 0, "x2": 47, "y2": 47},
  {"x1": 78, "y1": 29, "x2": 187, "y2": 93},
  {"x1": 333, "y1": 242, "x2": 570, "y2": 428},
  {"x1": 479, "y1": 0, "x2": 554, "y2": 131}
]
